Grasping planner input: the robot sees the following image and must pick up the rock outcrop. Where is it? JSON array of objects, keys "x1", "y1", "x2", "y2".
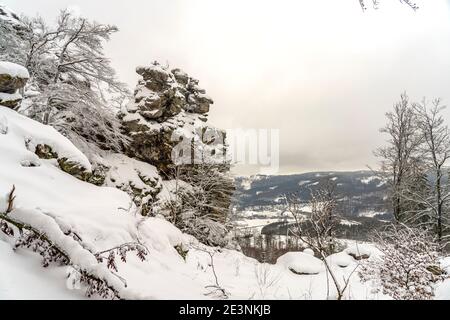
[
  {"x1": 119, "y1": 61, "x2": 223, "y2": 175},
  {"x1": 0, "y1": 61, "x2": 29, "y2": 109},
  {"x1": 119, "y1": 62, "x2": 234, "y2": 246}
]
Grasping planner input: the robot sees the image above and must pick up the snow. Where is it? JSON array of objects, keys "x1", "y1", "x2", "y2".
[
  {"x1": 156, "y1": 179, "x2": 194, "y2": 205},
  {"x1": 435, "y1": 257, "x2": 450, "y2": 299},
  {"x1": 0, "y1": 92, "x2": 21, "y2": 102},
  {"x1": 0, "y1": 5, "x2": 23, "y2": 27},
  {"x1": 345, "y1": 244, "x2": 373, "y2": 259},
  {"x1": 340, "y1": 219, "x2": 361, "y2": 226},
  {"x1": 360, "y1": 176, "x2": 378, "y2": 184},
  {"x1": 276, "y1": 252, "x2": 324, "y2": 275},
  {"x1": 234, "y1": 217, "x2": 292, "y2": 232},
  {"x1": 0, "y1": 240, "x2": 86, "y2": 299},
  {"x1": 103, "y1": 153, "x2": 161, "y2": 200},
  {"x1": 0, "y1": 61, "x2": 29, "y2": 79},
  {"x1": 326, "y1": 252, "x2": 354, "y2": 268},
  {"x1": 0, "y1": 107, "x2": 447, "y2": 300},
  {"x1": 358, "y1": 210, "x2": 385, "y2": 218},
  {"x1": 240, "y1": 178, "x2": 252, "y2": 190},
  {"x1": 0, "y1": 107, "x2": 92, "y2": 171}
]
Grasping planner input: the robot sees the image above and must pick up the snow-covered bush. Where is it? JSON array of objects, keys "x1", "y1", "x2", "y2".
[
  {"x1": 286, "y1": 179, "x2": 358, "y2": 299},
  {"x1": 163, "y1": 164, "x2": 234, "y2": 247},
  {"x1": 103, "y1": 153, "x2": 162, "y2": 215},
  {"x1": 287, "y1": 178, "x2": 342, "y2": 256},
  {"x1": 359, "y1": 224, "x2": 448, "y2": 300},
  {"x1": 2, "y1": 8, "x2": 130, "y2": 159}
]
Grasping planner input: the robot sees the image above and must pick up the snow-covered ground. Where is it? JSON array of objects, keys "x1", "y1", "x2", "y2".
[
  {"x1": 358, "y1": 210, "x2": 387, "y2": 218},
  {"x1": 0, "y1": 106, "x2": 449, "y2": 300}
]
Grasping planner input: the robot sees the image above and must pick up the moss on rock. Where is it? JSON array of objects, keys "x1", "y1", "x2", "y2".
[{"x1": 35, "y1": 144, "x2": 58, "y2": 159}]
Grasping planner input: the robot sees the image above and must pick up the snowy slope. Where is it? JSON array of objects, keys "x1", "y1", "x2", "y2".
[
  {"x1": 0, "y1": 106, "x2": 434, "y2": 300},
  {"x1": 0, "y1": 239, "x2": 85, "y2": 299}
]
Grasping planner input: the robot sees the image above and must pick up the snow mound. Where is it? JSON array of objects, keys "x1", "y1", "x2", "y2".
[
  {"x1": 0, "y1": 92, "x2": 21, "y2": 102},
  {"x1": 276, "y1": 252, "x2": 324, "y2": 275},
  {"x1": 0, "y1": 61, "x2": 29, "y2": 79},
  {"x1": 103, "y1": 153, "x2": 162, "y2": 204},
  {"x1": 303, "y1": 248, "x2": 314, "y2": 256},
  {"x1": 345, "y1": 244, "x2": 373, "y2": 260},
  {"x1": 326, "y1": 252, "x2": 355, "y2": 268}
]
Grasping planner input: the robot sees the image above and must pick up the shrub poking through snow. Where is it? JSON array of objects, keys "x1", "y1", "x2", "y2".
[
  {"x1": 286, "y1": 178, "x2": 360, "y2": 299},
  {"x1": 191, "y1": 244, "x2": 229, "y2": 299},
  {"x1": 94, "y1": 242, "x2": 149, "y2": 272},
  {"x1": 359, "y1": 224, "x2": 448, "y2": 300},
  {"x1": 174, "y1": 244, "x2": 189, "y2": 261}
]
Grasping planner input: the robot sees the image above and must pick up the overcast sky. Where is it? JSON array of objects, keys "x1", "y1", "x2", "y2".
[{"x1": 4, "y1": 0, "x2": 450, "y2": 175}]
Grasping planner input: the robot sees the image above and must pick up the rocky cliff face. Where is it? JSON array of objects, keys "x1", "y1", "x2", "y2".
[
  {"x1": 119, "y1": 62, "x2": 223, "y2": 175},
  {"x1": 119, "y1": 62, "x2": 235, "y2": 246}
]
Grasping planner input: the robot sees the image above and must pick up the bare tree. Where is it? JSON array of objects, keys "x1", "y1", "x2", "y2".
[
  {"x1": 374, "y1": 93, "x2": 423, "y2": 223},
  {"x1": 287, "y1": 179, "x2": 340, "y2": 255},
  {"x1": 408, "y1": 99, "x2": 450, "y2": 244},
  {"x1": 22, "y1": 12, "x2": 70, "y2": 75},
  {"x1": 359, "y1": 224, "x2": 447, "y2": 300},
  {"x1": 19, "y1": 10, "x2": 129, "y2": 154},
  {"x1": 286, "y1": 179, "x2": 357, "y2": 300}
]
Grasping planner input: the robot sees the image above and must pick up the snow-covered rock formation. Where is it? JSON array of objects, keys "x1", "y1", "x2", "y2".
[
  {"x1": 0, "y1": 61, "x2": 29, "y2": 109},
  {"x1": 118, "y1": 62, "x2": 234, "y2": 245},
  {"x1": 119, "y1": 61, "x2": 223, "y2": 174}
]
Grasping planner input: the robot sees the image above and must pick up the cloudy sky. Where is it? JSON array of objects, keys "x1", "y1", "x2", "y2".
[{"x1": 4, "y1": 0, "x2": 450, "y2": 175}]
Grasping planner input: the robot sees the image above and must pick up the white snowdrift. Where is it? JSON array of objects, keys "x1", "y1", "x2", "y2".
[
  {"x1": 0, "y1": 107, "x2": 394, "y2": 300},
  {"x1": 345, "y1": 244, "x2": 373, "y2": 259},
  {"x1": 276, "y1": 251, "x2": 324, "y2": 275},
  {"x1": 0, "y1": 107, "x2": 91, "y2": 171},
  {"x1": 103, "y1": 153, "x2": 161, "y2": 205},
  {"x1": 0, "y1": 92, "x2": 21, "y2": 102},
  {"x1": 0, "y1": 61, "x2": 29, "y2": 79},
  {"x1": 326, "y1": 252, "x2": 355, "y2": 268},
  {"x1": 0, "y1": 240, "x2": 85, "y2": 299}
]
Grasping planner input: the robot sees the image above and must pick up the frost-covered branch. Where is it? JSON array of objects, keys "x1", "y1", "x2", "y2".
[
  {"x1": 359, "y1": 0, "x2": 418, "y2": 11},
  {"x1": 359, "y1": 224, "x2": 447, "y2": 300}
]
